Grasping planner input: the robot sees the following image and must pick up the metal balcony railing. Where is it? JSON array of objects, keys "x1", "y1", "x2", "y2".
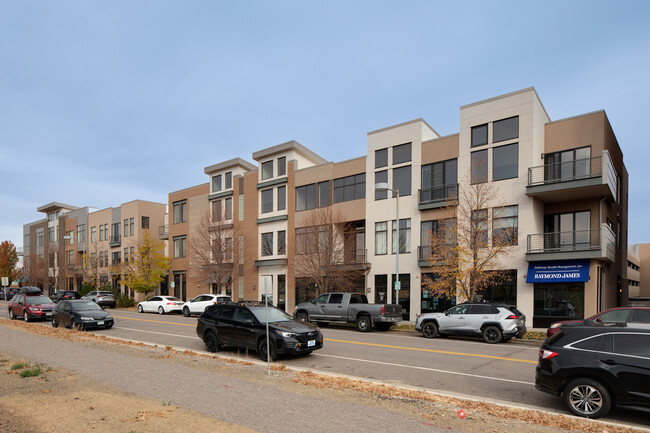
[
  {"x1": 528, "y1": 156, "x2": 601, "y2": 186},
  {"x1": 418, "y1": 246, "x2": 432, "y2": 262},
  {"x1": 527, "y1": 228, "x2": 601, "y2": 254},
  {"x1": 109, "y1": 235, "x2": 121, "y2": 246},
  {"x1": 340, "y1": 248, "x2": 368, "y2": 265},
  {"x1": 419, "y1": 183, "x2": 458, "y2": 206}
]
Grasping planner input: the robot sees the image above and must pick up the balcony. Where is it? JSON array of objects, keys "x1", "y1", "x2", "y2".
[
  {"x1": 418, "y1": 184, "x2": 458, "y2": 210},
  {"x1": 109, "y1": 235, "x2": 121, "y2": 247},
  {"x1": 325, "y1": 248, "x2": 371, "y2": 271},
  {"x1": 526, "y1": 224, "x2": 616, "y2": 262},
  {"x1": 159, "y1": 225, "x2": 169, "y2": 240},
  {"x1": 526, "y1": 151, "x2": 617, "y2": 202}
]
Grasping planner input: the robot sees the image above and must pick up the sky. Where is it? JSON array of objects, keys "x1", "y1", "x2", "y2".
[{"x1": 2, "y1": 0, "x2": 650, "y2": 248}]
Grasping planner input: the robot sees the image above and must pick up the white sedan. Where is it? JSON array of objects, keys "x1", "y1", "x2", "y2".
[
  {"x1": 137, "y1": 296, "x2": 184, "y2": 314},
  {"x1": 182, "y1": 294, "x2": 232, "y2": 316}
]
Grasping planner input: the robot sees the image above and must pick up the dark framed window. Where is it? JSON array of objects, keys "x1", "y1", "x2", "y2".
[
  {"x1": 392, "y1": 165, "x2": 411, "y2": 197},
  {"x1": 278, "y1": 230, "x2": 286, "y2": 255},
  {"x1": 375, "y1": 222, "x2": 387, "y2": 255},
  {"x1": 375, "y1": 170, "x2": 388, "y2": 200},
  {"x1": 261, "y1": 189, "x2": 273, "y2": 213},
  {"x1": 173, "y1": 236, "x2": 186, "y2": 258},
  {"x1": 493, "y1": 205, "x2": 518, "y2": 246},
  {"x1": 393, "y1": 142, "x2": 411, "y2": 164},
  {"x1": 261, "y1": 160, "x2": 273, "y2": 180},
  {"x1": 296, "y1": 183, "x2": 317, "y2": 211},
  {"x1": 212, "y1": 200, "x2": 222, "y2": 221},
  {"x1": 471, "y1": 150, "x2": 488, "y2": 184},
  {"x1": 421, "y1": 159, "x2": 457, "y2": 202},
  {"x1": 278, "y1": 156, "x2": 286, "y2": 176},
  {"x1": 493, "y1": 116, "x2": 518, "y2": 143},
  {"x1": 471, "y1": 209, "x2": 488, "y2": 248},
  {"x1": 225, "y1": 172, "x2": 232, "y2": 189},
  {"x1": 318, "y1": 181, "x2": 330, "y2": 207},
  {"x1": 173, "y1": 200, "x2": 187, "y2": 224},
  {"x1": 142, "y1": 216, "x2": 149, "y2": 229},
  {"x1": 225, "y1": 197, "x2": 233, "y2": 220},
  {"x1": 261, "y1": 232, "x2": 273, "y2": 256},
  {"x1": 391, "y1": 219, "x2": 411, "y2": 253},
  {"x1": 493, "y1": 143, "x2": 518, "y2": 181},
  {"x1": 212, "y1": 175, "x2": 222, "y2": 192},
  {"x1": 277, "y1": 186, "x2": 286, "y2": 211},
  {"x1": 375, "y1": 148, "x2": 388, "y2": 168},
  {"x1": 471, "y1": 124, "x2": 488, "y2": 147},
  {"x1": 333, "y1": 173, "x2": 365, "y2": 203}
]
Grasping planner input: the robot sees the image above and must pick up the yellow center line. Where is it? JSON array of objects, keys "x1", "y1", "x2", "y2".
[
  {"x1": 324, "y1": 338, "x2": 538, "y2": 364},
  {"x1": 112, "y1": 315, "x2": 196, "y2": 327}
]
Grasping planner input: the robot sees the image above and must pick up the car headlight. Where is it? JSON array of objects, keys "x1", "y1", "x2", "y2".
[
  {"x1": 79, "y1": 316, "x2": 94, "y2": 321},
  {"x1": 105, "y1": 314, "x2": 112, "y2": 319},
  {"x1": 275, "y1": 330, "x2": 297, "y2": 338},
  {"x1": 550, "y1": 323, "x2": 561, "y2": 328}
]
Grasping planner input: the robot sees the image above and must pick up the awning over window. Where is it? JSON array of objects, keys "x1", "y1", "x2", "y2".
[{"x1": 526, "y1": 260, "x2": 590, "y2": 283}]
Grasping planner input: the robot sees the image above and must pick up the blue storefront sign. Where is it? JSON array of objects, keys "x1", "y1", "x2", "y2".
[{"x1": 526, "y1": 260, "x2": 590, "y2": 283}]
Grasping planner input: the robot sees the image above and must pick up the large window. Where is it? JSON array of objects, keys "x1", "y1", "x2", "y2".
[
  {"x1": 534, "y1": 283, "x2": 584, "y2": 319},
  {"x1": 49, "y1": 227, "x2": 56, "y2": 242},
  {"x1": 471, "y1": 124, "x2": 488, "y2": 147},
  {"x1": 375, "y1": 148, "x2": 388, "y2": 168},
  {"x1": 375, "y1": 170, "x2": 388, "y2": 200},
  {"x1": 124, "y1": 219, "x2": 129, "y2": 237},
  {"x1": 278, "y1": 157, "x2": 286, "y2": 176},
  {"x1": 333, "y1": 174, "x2": 365, "y2": 203},
  {"x1": 471, "y1": 209, "x2": 488, "y2": 248},
  {"x1": 493, "y1": 143, "x2": 518, "y2": 181},
  {"x1": 392, "y1": 219, "x2": 411, "y2": 254},
  {"x1": 471, "y1": 150, "x2": 488, "y2": 184},
  {"x1": 90, "y1": 226, "x2": 96, "y2": 243},
  {"x1": 493, "y1": 116, "x2": 519, "y2": 143},
  {"x1": 77, "y1": 225, "x2": 86, "y2": 243},
  {"x1": 278, "y1": 230, "x2": 286, "y2": 255},
  {"x1": 36, "y1": 229, "x2": 44, "y2": 247},
  {"x1": 225, "y1": 197, "x2": 233, "y2": 219},
  {"x1": 261, "y1": 160, "x2": 273, "y2": 180},
  {"x1": 296, "y1": 184, "x2": 317, "y2": 211},
  {"x1": 212, "y1": 175, "x2": 222, "y2": 192},
  {"x1": 173, "y1": 200, "x2": 187, "y2": 224},
  {"x1": 261, "y1": 189, "x2": 274, "y2": 213},
  {"x1": 225, "y1": 171, "x2": 232, "y2": 189},
  {"x1": 375, "y1": 222, "x2": 387, "y2": 255},
  {"x1": 393, "y1": 142, "x2": 411, "y2": 164},
  {"x1": 318, "y1": 181, "x2": 330, "y2": 207},
  {"x1": 493, "y1": 205, "x2": 518, "y2": 246},
  {"x1": 261, "y1": 232, "x2": 273, "y2": 256},
  {"x1": 421, "y1": 159, "x2": 457, "y2": 202},
  {"x1": 392, "y1": 165, "x2": 411, "y2": 197},
  {"x1": 544, "y1": 147, "x2": 591, "y2": 183},
  {"x1": 544, "y1": 211, "x2": 591, "y2": 250},
  {"x1": 277, "y1": 186, "x2": 286, "y2": 211},
  {"x1": 173, "y1": 236, "x2": 186, "y2": 258}
]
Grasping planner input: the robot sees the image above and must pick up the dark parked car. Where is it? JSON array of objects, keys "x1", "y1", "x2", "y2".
[
  {"x1": 50, "y1": 290, "x2": 81, "y2": 303},
  {"x1": 2, "y1": 287, "x2": 21, "y2": 301},
  {"x1": 546, "y1": 306, "x2": 650, "y2": 337},
  {"x1": 51, "y1": 300, "x2": 114, "y2": 331},
  {"x1": 7, "y1": 294, "x2": 56, "y2": 321},
  {"x1": 536, "y1": 323, "x2": 650, "y2": 418},
  {"x1": 196, "y1": 301, "x2": 323, "y2": 361}
]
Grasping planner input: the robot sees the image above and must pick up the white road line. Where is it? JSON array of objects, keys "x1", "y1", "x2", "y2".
[
  {"x1": 313, "y1": 353, "x2": 535, "y2": 386},
  {"x1": 114, "y1": 327, "x2": 198, "y2": 339}
]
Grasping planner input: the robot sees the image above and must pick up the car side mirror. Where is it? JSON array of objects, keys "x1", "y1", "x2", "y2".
[
  {"x1": 445, "y1": 311, "x2": 450, "y2": 316},
  {"x1": 243, "y1": 319, "x2": 253, "y2": 325},
  {"x1": 595, "y1": 318, "x2": 602, "y2": 323}
]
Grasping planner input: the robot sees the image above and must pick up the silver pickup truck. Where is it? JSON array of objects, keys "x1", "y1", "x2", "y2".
[{"x1": 293, "y1": 292, "x2": 402, "y2": 332}]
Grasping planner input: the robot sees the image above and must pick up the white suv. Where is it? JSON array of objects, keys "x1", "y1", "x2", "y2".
[{"x1": 415, "y1": 303, "x2": 526, "y2": 343}]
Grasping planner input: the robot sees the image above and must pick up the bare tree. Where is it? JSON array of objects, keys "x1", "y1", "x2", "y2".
[
  {"x1": 189, "y1": 208, "x2": 239, "y2": 295},
  {"x1": 423, "y1": 169, "x2": 515, "y2": 302},
  {"x1": 292, "y1": 206, "x2": 361, "y2": 296},
  {"x1": 82, "y1": 242, "x2": 102, "y2": 289}
]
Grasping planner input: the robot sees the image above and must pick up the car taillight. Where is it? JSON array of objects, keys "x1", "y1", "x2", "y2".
[
  {"x1": 539, "y1": 349, "x2": 558, "y2": 360},
  {"x1": 506, "y1": 315, "x2": 520, "y2": 320},
  {"x1": 166, "y1": 302, "x2": 174, "y2": 305},
  {"x1": 380, "y1": 306, "x2": 385, "y2": 316}
]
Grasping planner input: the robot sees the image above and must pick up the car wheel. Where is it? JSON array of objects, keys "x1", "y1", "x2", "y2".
[
  {"x1": 564, "y1": 378, "x2": 612, "y2": 418},
  {"x1": 23, "y1": 312, "x2": 30, "y2": 322},
  {"x1": 183, "y1": 307, "x2": 191, "y2": 317},
  {"x1": 482, "y1": 325, "x2": 502, "y2": 344},
  {"x1": 258, "y1": 339, "x2": 277, "y2": 362},
  {"x1": 8, "y1": 309, "x2": 14, "y2": 320},
  {"x1": 204, "y1": 331, "x2": 220, "y2": 353},
  {"x1": 137, "y1": 305, "x2": 144, "y2": 313},
  {"x1": 158, "y1": 306, "x2": 164, "y2": 315},
  {"x1": 52, "y1": 316, "x2": 59, "y2": 328},
  {"x1": 105, "y1": 323, "x2": 113, "y2": 329},
  {"x1": 422, "y1": 322, "x2": 439, "y2": 338},
  {"x1": 296, "y1": 312, "x2": 309, "y2": 323},
  {"x1": 71, "y1": 320, "x2": 83, "y2": 331},
  {"x1": 356, "y1": 315, "x2": 371, "y2": 332}
]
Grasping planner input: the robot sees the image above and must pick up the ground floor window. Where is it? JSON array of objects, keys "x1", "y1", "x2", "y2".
[
  {"x1": 278, "y1": 275, "x2": 286, "y2": 311},
  {"x1": 173, "y1": 272, "x2": 187, "y2": 301},
  {"x1": 476, "y1": 270, "x2": 517, "y2": 305},
  {"x1": 375, "y1": 274, "x2": 388, "y2": 304},
  {"x1": 533, "y1": 282, "x2": 584, "y2": 328},
  {"x1": 420, "y1": 273, "x2": 456, "y2": 313},
  {"x1": 391, "y1": 274, "x2": 410, "y2": 319},
  {"x1": 295, "y1": 278, "x2": 318, "y2": 305}
]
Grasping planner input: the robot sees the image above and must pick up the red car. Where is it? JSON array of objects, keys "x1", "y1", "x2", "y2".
[
  {"x1": 7, "y1": 293, "x2": 56, "y2": 322},
  {"x1": 546, "y1": 306, "x2": 650, "y2": 337}
]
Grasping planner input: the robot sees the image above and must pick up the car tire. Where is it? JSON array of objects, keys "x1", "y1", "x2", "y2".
[
  {"x1": 422, "y1": 322, "x2": 439, "y2": 338},
  {"x1": 356, "y1": 315, "x2": 371, "y2": 333},
  {"x1": 105, "y1": 323, "x2": 113, "y2": 329},
  {"x1": 204, "y1": 331, "x2": 220, "y2": 353},
  {"x1": 564, "y1": 378, "x2": 612, "y2": 418},
  {"x1": 52, "y1": 316, "x2": 59, "y2": 328},
  {"x1": 23, "y1": 312, "x2": 30, "y2": 322},
  {"x1": 296, "y1": 312, "x2": 309, "y2": 323},
  {"x1": 8, "y1": 309, "x2": 14, "y2": 320},
  {"x1": 258, "y1": 339, "x2": 277, "y2": 362},
  {"x1": 137, "y1": 305, "x2": 144, "y2": 313},
  {"x1": 158, "y1": 306, "x2": 164, "y2": 315},
  {"x1": 183, "y1": 307, "x2": 191, "y2": 317},
  {"x1": 482, "y1": 326, "x2": 502, "y2": 344},
  {"x1": 71, "y1": 320, "x2": 83, "y2": 331}
]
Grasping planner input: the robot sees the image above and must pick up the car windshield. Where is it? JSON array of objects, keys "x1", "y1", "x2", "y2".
[
  {"x1": 98, "y1": 292, "x2": 113, "y2": 296},
  {"x1": 26, "y1": 296, "x2": 52, "y2": 304},
  {"x1": 71, "y1": 301, "x2": 103, "y2": 311},
  {"x1": 249, "y1": 307, "x2": 293, "y2": 324}
]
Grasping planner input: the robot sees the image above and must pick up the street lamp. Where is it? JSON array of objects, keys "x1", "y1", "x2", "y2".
[{"x1": 374, "y1": 182, "x2": 400, "y2": 311}]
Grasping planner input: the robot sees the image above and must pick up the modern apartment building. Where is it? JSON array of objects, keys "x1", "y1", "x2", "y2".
[
  {"x1": 629, "y1": 243, "x2": 650, "y2": 305},
  {"x1": 22, "y1": 200, "x2": 167, "y2": 297}
]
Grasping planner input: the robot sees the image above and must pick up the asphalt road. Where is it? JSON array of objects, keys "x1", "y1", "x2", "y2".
[{"x1": 1, "y1": 302, "x2": 648, "y2": 430}]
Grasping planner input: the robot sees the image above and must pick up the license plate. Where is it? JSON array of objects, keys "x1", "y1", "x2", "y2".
[
  {"x1": 97, "y1": 321, "x2": 104, "y2": 326},
  {"x1": 45, "y1": 313, "x2": 51, "y2": 316},
  {"x1": 308, "y1": 340, "x2": 315, "y2": 347}
]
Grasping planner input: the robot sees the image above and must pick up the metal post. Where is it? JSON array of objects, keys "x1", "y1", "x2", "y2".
[
  {"x1": 395, "y1": 189, "x2": 399, "y2": 309},
  {"x1": 265, "y1": 287, "x2": 270, "y2": 374}
]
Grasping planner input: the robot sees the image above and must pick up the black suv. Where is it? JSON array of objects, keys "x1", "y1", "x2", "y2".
[
  {"x1": 196, "y1": 301, "x2": 323, "y2": 361},
  {"x1": 50, "y1": 290, "x2": 81, "y2": 303},
  {"x1": 535, "y1": 323, "x2": 650, "y2": 418}
]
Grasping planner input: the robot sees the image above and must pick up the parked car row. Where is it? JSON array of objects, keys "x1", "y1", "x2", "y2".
[{"x1": 137, "y1": 294, "x2": 232, "y2": 316}]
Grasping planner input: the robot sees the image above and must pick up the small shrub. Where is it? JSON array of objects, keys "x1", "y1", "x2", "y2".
[
  {"x1": 115, "y1": 291, "x2": 135, "y2": 308},
  {"x1": 11, "y1": 362, "x2": 28, "y2": 370},
  {"x1": 20, "y1": 368, "x2": 43, "y2": 378}
]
